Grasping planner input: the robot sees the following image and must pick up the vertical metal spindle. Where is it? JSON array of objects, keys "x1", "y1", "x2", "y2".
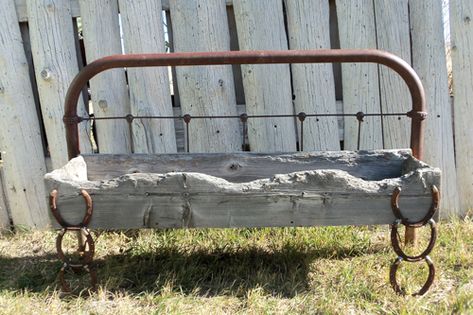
[
  {"x1": 297, "y1": 112, "x2": 306, "y2": 152},
  {"x1": 240, "y1": 113, "x2": 248, "y2": 151},
  {"x1": 356, "y1": 112, "x2": 364, "y2": 151},
  {"x1": 125, "y1": 114, "x2": 135, "y2": 153},
  {"x1": 183, "y1": 114, "x2": 191, "y2": 153},
  {"x1": 381, "y1": 112, "x2": 386, "y2": 149}
]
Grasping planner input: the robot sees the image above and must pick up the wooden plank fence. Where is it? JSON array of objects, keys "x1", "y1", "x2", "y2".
[{"x1": 0, "y1": 0, "x2": 469, "y2": 229}]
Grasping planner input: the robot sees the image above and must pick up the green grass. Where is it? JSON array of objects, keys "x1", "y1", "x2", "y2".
[{"x1": 0, "y1": 217, "x2": 472, "y2": 314}]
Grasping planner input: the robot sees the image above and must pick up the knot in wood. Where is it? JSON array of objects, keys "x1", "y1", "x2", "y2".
[
  {"x1": 98, "y1": 100, "x2": 108, "y2": 109},
  {"x1": 40, "y1": 68, "x2": 52, "y2": 81},
  {"x1": 228, "y1": 162, "x2": 241, "y2": 171}
]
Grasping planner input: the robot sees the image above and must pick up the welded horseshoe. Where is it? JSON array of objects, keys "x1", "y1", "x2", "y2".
[
  {"x1": 390, "y1": 256, "x2": 435, "y2": 296},
  {"x1": 50, "y1": 189, "x2": 93, "y2": 228},
  {"x1": 391, "y1": 218, "x2": 437, "y2": 262},
  {"x1": 391, "y1": 185, "x2": 439, "y2": 227},
  {"x1": 56, "y1": 227, "x2": 95, "y2": 267},
  {"x1": 58, "y1": 263, "x2": 97, "y2": 293}
]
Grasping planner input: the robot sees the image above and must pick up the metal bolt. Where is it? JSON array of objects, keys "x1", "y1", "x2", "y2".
[
  {"x1": 240, "y1": 113, "x2": 248, "y2": 123},
  {"x1": 297, "y1": 112, "x2": 307, "y2": 122}
]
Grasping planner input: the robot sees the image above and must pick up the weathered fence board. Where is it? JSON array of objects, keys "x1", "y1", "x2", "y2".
[
  {"x1": 169, "y1": 0, "x2": 241, "y2": 152},
  {"x1": 78, "y1": 0, "x2": 131, "y2": 154},
  {"x1": 16, "y1": 0, "x2": 81, "y2": 22},
  {"x1": 15, "y1": 0, "x2": 236, "y2": 21},
  {"x1": 233, "y1": 0, "x2": 296, "y2": 152},
  {"x1": 27, "y1": 0, "x2": 92, "y2": 169},
  {"x1": 450, "y1": 0, "x2": 473, "y2": 213},
  {"x1": 119, "y1": 0, "x2": 177, "y2": 153},
  {"x1": 19, "y1": 23, "x2": 44, "y2": 148},
  {"x1": 336, "y1": 0, "x2": 382, "y2": 150},
  {"x1": 285, "y1": 0, "x2": 340, "y2": 151},
  {"x1": 0, "y1": 1, "x2": 48, "y2": 227},
  {"x1": 410, "y1": 0, "x2": 459, "y2": 215},
  {"x1": 0, "y1": 167, "x2": 10, "y2": 230},
  {"x1": 374, "y1": 0, "x2": 411, "y2": 149}
]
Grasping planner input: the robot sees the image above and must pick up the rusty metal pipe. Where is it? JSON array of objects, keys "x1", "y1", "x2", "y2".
[{"x1": 64, "y1": 49, "x2": 426, "y2": 160}]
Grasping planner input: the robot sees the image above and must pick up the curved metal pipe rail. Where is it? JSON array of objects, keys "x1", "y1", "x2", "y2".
[{"x1": 63, "y1": 49, "x2": 426, "y2": 160}]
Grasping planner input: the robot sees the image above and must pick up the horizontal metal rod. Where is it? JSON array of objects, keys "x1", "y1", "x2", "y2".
[
  {"x1": 81, "y1": 112, "x2": 409, "y2": 121},
  {"x1": 64, "y1": 49, "x2": 426, "y2": 160}
]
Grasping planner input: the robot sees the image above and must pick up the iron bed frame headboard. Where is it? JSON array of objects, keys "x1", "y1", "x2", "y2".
[{"x1": 62, "y1": 49, "x2": 427, "y2": 160}]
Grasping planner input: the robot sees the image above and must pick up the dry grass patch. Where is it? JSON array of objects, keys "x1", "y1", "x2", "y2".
[{"x1": 0, "y1": 217, "x2": 472, "y2": 314}]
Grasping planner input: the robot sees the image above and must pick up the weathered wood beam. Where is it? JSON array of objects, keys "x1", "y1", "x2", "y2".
[{"x1": 45, "y1": 150, "x2": 440, "y2": 229}]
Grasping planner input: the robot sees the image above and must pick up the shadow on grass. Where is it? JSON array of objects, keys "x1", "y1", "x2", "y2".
[{"x1": 0, "y1": 242, "x2": 378, "y2": 298}]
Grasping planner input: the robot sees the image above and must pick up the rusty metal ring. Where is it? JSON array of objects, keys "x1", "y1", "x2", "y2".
[
  {"x1": 390, "y1": 256, "x2": 435, "y2": 296},
  {"x1": 391, "y1": 218, "x2": 437, "y2": 262},
  {"x1": 391, "y1": 185, "x2": 439, "y2": 227},
  {"x1": 56, "y1": 227, "x2": 95, "y2": 266},
  {"x1": 50, "y1": 189, "x2": 93, "y2": 228},
  {"x1": 58, "y1": 263, "x2": 97, "y2": 293}
]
